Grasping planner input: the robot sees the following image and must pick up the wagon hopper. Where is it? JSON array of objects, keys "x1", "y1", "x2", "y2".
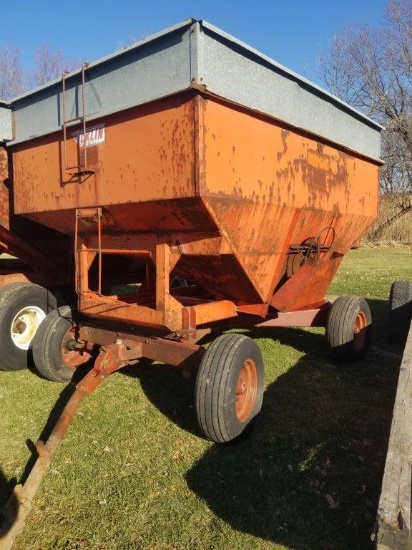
[{"x1": 7, "y1": 19, "x2": 382, "y2": 443}]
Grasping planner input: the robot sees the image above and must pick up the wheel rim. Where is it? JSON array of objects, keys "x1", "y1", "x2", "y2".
[
  {"x1": 353, "y1": 311, "x2": 368, "y2": 351},
  {"x1": 11, "y1": 306, "x2": 46, "y2": 351},
  {"x1": 235, "y1": 358, "x2": 258, "y2": 423},
  {"x1": 61, "y1": 328, "x2": 92, "y2": 369}
]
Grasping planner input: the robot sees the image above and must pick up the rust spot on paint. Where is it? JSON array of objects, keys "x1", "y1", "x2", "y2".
[{"x1": 277, "y1": 129, "x2": 290, "y2": 161}]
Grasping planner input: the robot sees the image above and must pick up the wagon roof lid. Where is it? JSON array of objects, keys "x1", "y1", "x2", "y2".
[
  {"x1": 0, "y1": 99, "x2": 12, "y2": 143},
  {"x1": 199, "y1": 19, "x2": 383, "y2": 131},
  {"x1": 9, "y1": 18, "x2": 197, "y2": 103},
  {"x1": 9, "y1": 18, "x2": 382, "y2": 130}
]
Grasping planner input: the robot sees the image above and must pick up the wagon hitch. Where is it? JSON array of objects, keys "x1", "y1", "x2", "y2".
[{"x1": 0, "y1": 342, "x2": 139, "y2": 550}]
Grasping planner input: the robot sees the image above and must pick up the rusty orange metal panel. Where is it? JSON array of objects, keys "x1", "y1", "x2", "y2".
[
  {"x1": 200, "y1": 97, "x2": 379, "y2": 305},
  {"x1": 0, "y1": 271, "x2": 67, "y2": 287},
  {"x1": 270, "y1": 254, "x2": 343, "y2": 312},
  {"x1": 79, "y1": 292, "x2": 183, "y2": 332},
  {"x1": 190, "y1": 300, "x2": 237, "y2": 326},
  {"x1": 201, "y1": 98, "x2": 379, "y2": 216},
  {"x1": 12, "y1": 94, "x2": 197, "y2": 217},
  {"x1": 9, "y1": 90, "x2": 380, "y2": 323}
]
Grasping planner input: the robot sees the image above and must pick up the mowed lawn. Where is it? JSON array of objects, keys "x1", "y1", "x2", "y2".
[{"x1": 0, "y1": 246, "x2": 411, "y2": 550}]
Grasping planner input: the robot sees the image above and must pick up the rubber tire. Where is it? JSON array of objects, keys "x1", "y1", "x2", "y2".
[
  {"x1": 195, "y1": 333, "x2": 264, "y2": 443},
  {"x1": 0, "y1": 282, "x2": 57, "y2": 371},
  {"x1": 32, "y1": 305, "x2": 86, "y2": 382},
  {"x1": 388, "y1": 280, "x2": 412, "y2": 347},
  {"x1": 326, "y1": 295, "x2": 372, "y2": 363}
]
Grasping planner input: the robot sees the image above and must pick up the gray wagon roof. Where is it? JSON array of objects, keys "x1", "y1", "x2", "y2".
[
  {"x1": 8, "y1": 18, "x2": 382, "y2": 160},
  {"x1": 0, "y1": 101, "x2": 12, "y2": 142}
]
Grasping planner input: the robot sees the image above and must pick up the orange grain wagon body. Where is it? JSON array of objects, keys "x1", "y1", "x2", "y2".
[
  {"x1": 11, "y1": 91, "x2": 379, "y2": 327},
  {"x1": 3, "y1": 19, "x2": 382, "y2": 441}
]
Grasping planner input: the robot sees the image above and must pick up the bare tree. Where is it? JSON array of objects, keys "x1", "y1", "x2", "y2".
[
  {"x1": 30, "y1": 44, "x2": 73, "y2": 87},
  {"x1": 319, "y1": 0, "x2": 412, "y2": 199},
  {"x1": 0, "y1": 42, "x2": 74, "y2": 100},
  {"x1": 0, "y1": 45, "x2": 25, "y2": 100}
]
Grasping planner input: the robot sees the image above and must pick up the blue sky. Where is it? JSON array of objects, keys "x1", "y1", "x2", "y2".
[{"x1": 1, "y1": 0, "x2": 388, "y2": 85}]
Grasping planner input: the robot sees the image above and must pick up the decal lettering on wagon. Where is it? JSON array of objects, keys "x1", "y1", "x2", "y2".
[{"x1": 72, "y1": 124, "x2": 105, "y2": 147}]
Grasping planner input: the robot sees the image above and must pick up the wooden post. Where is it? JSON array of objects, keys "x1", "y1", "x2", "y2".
[{"x1": 375, "y1": 322, "x2": 412, "y2": 549}]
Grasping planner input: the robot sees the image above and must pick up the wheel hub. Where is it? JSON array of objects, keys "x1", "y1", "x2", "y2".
[
  {"x1": 235, "y1": 358, "x2": 258, "y2": 423},
  {"x1": 353, "y1": 311, "x2": 367, "y2": 350},
  {"x1": 11, "y1": 306, "x2": 46, "y2": 351},
  {"x1": 61, "y1": 329, "x2": 92, "y2": 368}
]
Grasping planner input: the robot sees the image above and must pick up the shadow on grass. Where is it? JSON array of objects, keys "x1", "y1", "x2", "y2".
[
  {"x1": 121, "y1": 325, "x2": 328, "y2": 439},
  {"x1": 127, "y1": 297, "x2": 393, "y2": 431},
  {"x1": 122, "y1": 359, "x2": 199, "y2": 436},
  {"x1": 0, "y1": 363, "x2": 92, "y2": 541},
  {"x1": 19, "y1": 362, "x2": 94, "y2": 486},
  {"x1": 0, "y1": 383, "x2": 77, "y2": 542},
  {"x1": 367, "y1": 299, "x2": 390, "y2": 348},
  {"x1": 0, "y1": 468, "x2": 18, "y2": 537},
  {"x1": 125, "y1": 313, "x2": 399, "y2": 550},
  {"x1": 185, "y1": 338, "x2": 399, "y2": 549}
]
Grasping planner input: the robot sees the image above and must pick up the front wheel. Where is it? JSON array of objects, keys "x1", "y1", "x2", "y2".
[
  {"x1": 0, "y1": 282, "x2": 57, "y2": 371},
  {"x1": 326, "y1": 295, "x2": 372, "y2": 362},
  {"x1": 195, "y1": 333, "x2": 264, "y2": 443},
  {"x1": 32, "y1": 305, "x2": 93, "y2": 382}
]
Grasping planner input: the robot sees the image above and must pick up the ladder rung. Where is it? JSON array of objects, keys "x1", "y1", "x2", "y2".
[
  {"x1": 76, "y1": 207, "x2": 101, "y2": 218},
  {"x1": 67, "y1": 169, "x2": 95, "y2": 177},
  {"x1": 64, "y1": 116, "x2": 85, "y2": 125},
  {"x1": 72, "y1": 169, "x2": 94, "y2": 174}
]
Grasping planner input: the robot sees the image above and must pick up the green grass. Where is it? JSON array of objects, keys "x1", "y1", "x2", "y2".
[{"x1": 0, "y1": 247, "x2": 411, "y2": 549}]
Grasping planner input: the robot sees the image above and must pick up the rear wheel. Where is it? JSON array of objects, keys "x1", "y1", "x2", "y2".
[
  {"x1": 32, "y1": 305, "x2": 93, "y2": 382},
  {"x1": 0, "y1": 282, "x2": 57, "y2": 371},
  {"x1": 326, "y1": 295, "x2": 372, "y2": 362},
  {"x1": 388, "y1": 280, "x2": 412, "y2": 347},
  {"x1": 195, "y1": 333, "x2": 264, "y2": 443}
]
